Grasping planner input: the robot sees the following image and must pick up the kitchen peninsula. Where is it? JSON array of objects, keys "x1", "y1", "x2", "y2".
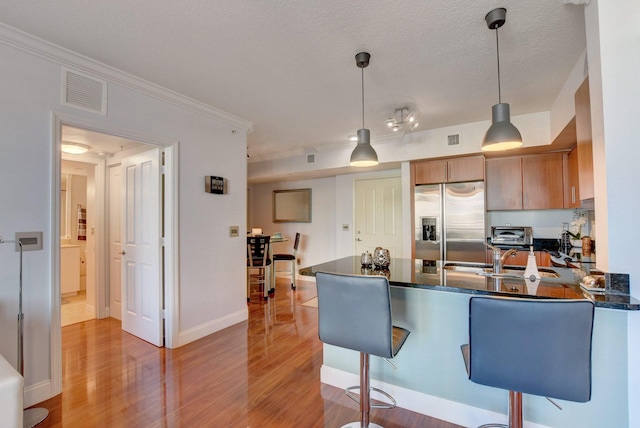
[{"x1": 302, "y1": 257, "x2": 636, "y2": 427}]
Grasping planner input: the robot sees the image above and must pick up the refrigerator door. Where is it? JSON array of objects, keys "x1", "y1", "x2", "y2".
[
  {"x1": 444, "y1": 182, "x2": 486, "y2": 263},
  {"x1": 414, "y1": 184, "x2": 441, "y2": 260}
]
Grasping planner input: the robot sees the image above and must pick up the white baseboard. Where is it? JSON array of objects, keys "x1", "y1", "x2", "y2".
[
  {"x1": 176, "y1": 308, "x2": 247, "y2": 347},
  {"x1": 24, "y1": 379, "x2": 52, "y2": 408},
  {"x1": 320, "y1": 365, "x2": 551, "y2": 428}
]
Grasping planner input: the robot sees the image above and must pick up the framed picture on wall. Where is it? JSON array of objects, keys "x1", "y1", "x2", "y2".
[{"x1": 273, "y1": 188, "x2": 311, "y2": 223}]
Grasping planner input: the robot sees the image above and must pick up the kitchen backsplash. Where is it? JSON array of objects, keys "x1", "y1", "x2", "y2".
[{"x1": 487, "y1": 209, "x2": 595, "y2": 239}]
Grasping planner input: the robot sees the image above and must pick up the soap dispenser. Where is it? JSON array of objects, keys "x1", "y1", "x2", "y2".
[{"x1": 524, "y1": 246, "x2": 541, "y2": 281}]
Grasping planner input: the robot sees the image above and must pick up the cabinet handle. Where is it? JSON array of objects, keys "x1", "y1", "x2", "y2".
[{"x1": 571, "y1": 186, "x2": 576, "y2": 204}]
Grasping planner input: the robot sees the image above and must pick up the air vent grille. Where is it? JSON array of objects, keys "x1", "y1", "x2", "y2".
[
  {"x1": 448, "y1": 134, "x2": 460, "y2": 146},
  {"x1": 306, "y1": 153, "x2": 316, "y2": 164},
  {"x1": 62, "y1": 68, "x2": 107, "y2": 115}
]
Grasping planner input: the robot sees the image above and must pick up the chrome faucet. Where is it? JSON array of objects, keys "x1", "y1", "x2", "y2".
[{"x1": 484, "y1": 243, "x2": 518, "y2": 274}]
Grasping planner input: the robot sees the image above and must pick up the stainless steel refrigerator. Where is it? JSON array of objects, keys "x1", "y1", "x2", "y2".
[{"x1": 414, "y1": 181, "x2": 486, "y2": 263}]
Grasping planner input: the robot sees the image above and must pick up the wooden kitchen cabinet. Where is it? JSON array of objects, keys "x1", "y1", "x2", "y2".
[
  {"x1": 522, "y1": 153, "x2": 564, "y2": 209},
  {"x1": 414, "y1": 156, "x2": 484, "y2": 185},
  {"x1": 575, "y1": 77, "x2": 594, "y2": 200},
  {"x1": 564, "y1": 145, "x2": 580, "y2": 208},
  {"x1": 485, "y1": 157, "x2": 523, "y2": 210},
  {"x1": 485, "y1": 250, "x2": 550, "y2": 267},
  {"x1": 486, "y1": 154, "x2": 565, "y2": 210}
]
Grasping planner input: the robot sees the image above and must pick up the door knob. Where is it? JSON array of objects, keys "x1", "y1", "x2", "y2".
[{"x1": 118, "y1": 250, "x2": 126, "y2": 255}]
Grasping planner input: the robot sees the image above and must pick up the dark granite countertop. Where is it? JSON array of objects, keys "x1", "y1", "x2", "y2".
[{"x1": 300, "y1": 256, "x2": 639, "y2": 311}]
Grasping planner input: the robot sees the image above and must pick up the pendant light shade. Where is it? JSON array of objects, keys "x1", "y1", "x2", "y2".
[
  {"x1": 350, "y1": 128, "x2": 378, "y2": 166},
  {"x1": 482, "y1": 8, "x2": 523, "y2": 152},
  {"x1": 350, "y1": 52, "x2": 378, "y2": 167},
  {"x1": 482, "y1": 103, "x2": 523, "y2": 151}
]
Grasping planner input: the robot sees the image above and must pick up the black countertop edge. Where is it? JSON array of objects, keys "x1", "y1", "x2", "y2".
[
  {"x1": 388, "y1": 280, "x2": 640, "y2": 311},
  {"x1": 299, "y1": 257, "x2": 639, "y2": 311}
]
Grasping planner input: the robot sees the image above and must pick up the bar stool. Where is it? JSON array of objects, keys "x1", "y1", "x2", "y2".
[
  {"x1": 247, "y1": 236, "x2": 271, "y2": 302},
  {"x1": 272, "y1": 232, "x2": 301, "y2": 291},
  {"x1": 316, "y1": 272, "x2": 410, "y2": 428},
  {"x1": 461, "y1": 296, "x2": 595, "y2": 428}
]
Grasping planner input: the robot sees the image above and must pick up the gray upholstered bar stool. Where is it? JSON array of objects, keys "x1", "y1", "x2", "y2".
[
  {"x1": 461, "y1": 296, "x2": 595, "y2": 428},
  {"x1": 316, "y1": 272, "x2": 410, "y2": 428}
]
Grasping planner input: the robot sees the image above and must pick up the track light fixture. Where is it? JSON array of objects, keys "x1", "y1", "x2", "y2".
[{"x1": 384, "y1": 107, "x2": 419, "y2": 132}]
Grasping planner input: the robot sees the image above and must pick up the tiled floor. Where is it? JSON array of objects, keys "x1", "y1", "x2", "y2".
[{"x1": 61, "y1": 291, "x2": 94, "y2": 327}]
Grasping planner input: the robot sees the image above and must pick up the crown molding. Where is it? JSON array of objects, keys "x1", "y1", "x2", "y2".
[{"x1": 0, "y1": 23, "x2": 254, "y2": 133}]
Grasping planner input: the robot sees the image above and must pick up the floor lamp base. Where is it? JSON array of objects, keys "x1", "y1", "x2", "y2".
[{"x1": 24, "y1": 407, "x2": 48, "y2": 428}]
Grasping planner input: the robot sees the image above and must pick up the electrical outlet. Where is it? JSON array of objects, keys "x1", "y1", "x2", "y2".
[
  {"x1": 342, "y1": 224, "x2": 350, "y2": 231},
  {"x1": 229, "y1": 226, "x2": 239, "y2": 237}
]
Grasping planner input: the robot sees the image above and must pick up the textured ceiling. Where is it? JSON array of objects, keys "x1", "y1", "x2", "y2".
[{"x1": 0, "y1": 1, "x2": 586, "y2": 162}]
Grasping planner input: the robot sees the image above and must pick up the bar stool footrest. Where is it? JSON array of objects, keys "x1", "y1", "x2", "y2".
[{"x1": 345, "y1": 385, "x2": 397, "y2": 409}]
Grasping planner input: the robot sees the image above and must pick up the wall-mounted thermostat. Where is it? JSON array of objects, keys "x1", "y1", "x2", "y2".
[
  {"x1": 205, "y1": 176, "x2": 226, "y2": 194},
  {"x1": 15, "y1": 231, "x2": 43, "y2": 251}
]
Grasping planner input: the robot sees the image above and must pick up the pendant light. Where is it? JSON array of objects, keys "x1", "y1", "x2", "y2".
[
  {"x1": 350, "y1": 52, "x2": 378, "y2": 167},
  {"x1": 482, "y1": 8, "x2": 523, "y2": 152}
]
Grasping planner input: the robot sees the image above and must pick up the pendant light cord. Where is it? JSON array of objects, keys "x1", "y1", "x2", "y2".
[
  {"x1": 495, "y1": 27, "x2": 501, "y2": 104},
  {"x1": 361, "y1": 66, "x2": 365, "y2": 129}
]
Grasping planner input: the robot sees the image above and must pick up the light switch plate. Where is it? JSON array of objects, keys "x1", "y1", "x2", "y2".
[{"x1": 229, "y1": 226, "x2": 239, "y2": 237}]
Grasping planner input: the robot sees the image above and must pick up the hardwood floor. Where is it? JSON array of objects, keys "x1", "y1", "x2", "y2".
[{"x1": 34, "y1": 277, "x2": 462, "y2": 427}]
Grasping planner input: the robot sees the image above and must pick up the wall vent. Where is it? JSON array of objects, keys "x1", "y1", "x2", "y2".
[
  {"x1": 61, "y1": 68, "x2": 107, "y2": 115},
  {"x1": 447, "y1": 134, "x2": 460, "y2": 146},
  {"x1": 306, "y1": 153, "x2": 316, "y2": 164}
]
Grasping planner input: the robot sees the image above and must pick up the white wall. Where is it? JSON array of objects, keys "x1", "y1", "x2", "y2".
[
  {"x1": 0, "y1": 27, "x2": 250, "y2": 406},
  {"x1": 249, "y1": 177, "x2": 337, "y2": 269},
  {"x1": 583, "y1": 1, "x2": 640, "y2": 426}
]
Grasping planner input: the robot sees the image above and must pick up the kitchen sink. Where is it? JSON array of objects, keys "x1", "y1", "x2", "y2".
[{"x1": 442, "y1": 263, "x2": 560, "y2": 278}]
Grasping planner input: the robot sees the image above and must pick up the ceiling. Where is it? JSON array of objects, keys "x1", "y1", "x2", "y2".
[{"x1": 1, "y1": 1, "x2": 586, "y2": 163}]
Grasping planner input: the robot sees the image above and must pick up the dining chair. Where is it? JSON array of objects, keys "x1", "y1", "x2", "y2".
[
  {"x1": 247, "y1": 235, "x2": 271, "y2": 302},
  {"x1": 273, "y1": 232, "x2": 301, "y2": 291}
]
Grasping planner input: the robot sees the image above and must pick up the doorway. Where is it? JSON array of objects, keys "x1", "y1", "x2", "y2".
[
  {"x1": 354, "y1": 176, "x2": 404, "y2": 257},
  {"x1": 52, "y1": 118, "x2": 180, "y2": 393}
]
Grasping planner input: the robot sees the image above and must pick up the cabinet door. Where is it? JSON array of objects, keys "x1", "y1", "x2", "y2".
[
  {"x1": 447, "y1": 156, "x2": 485, "y2": 182},
  {"x1": 414, "y1": 159, "x2": 448, "y2": 185},
  {"x1": 564, "y1": 147, "x2": 580, "y2": 208},
  {"x1": 575, "y1": 78, "x2": 594, "y2": 200},
  {"x1": 522, "y1": 154, "x2": 564, "y2": 209},
  {"x1": 536, "y1": 251, "x2": 551, "y2": 267},
  {"x1": 503, "y1": 250, "x2": 529, "y2": 266},
  {"x1": 486, "y1": 157, "x2": 522, "y2": 210}
]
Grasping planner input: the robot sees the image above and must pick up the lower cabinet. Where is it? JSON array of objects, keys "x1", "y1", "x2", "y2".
[
  {"x1": 61, "y1": 245, "x2": 80, "y2": 294},
  {"x1": 486, "y1": 249, "x2": 551, "y2": 267}
]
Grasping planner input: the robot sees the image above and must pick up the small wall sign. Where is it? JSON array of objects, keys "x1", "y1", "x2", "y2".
[{"x1": 205, "y1": 176, "x2": 226, "y2": 194}]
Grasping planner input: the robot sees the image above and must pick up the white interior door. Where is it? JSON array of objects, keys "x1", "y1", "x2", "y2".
[
  {"x1": 355, "y1": 177, "x2": 403, "y2": 257},
  {"x1": 121, "y1": 148, "x2": 163, "y2": 346},
  {"x1": 108, "y1": 164, "x2": 122, "y2": 320}
]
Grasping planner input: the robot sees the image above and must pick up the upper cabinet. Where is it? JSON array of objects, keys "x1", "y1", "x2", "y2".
[
  {"x1": 486, "y1": 157, "x2": 522, "y2": 210},
  {"x1": 574, "y1": 77, "x2": 594, "y2": 200},
  {"x1": 522, "y1": 153, "x2": 565, "y2": 209},
  {"x1": 486, "y1": 153, "x2": 565, "y2": 210},
  {"x1": 564, "y1": 145, "x2": 580, "y2": 208},
  {"x1": 414, "y1": 156, "x2": 484, "y2": 185}
]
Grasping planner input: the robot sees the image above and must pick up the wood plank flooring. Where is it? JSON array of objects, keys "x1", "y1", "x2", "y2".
[{"x1": 33, "y1": 277, "x2": 462, "y2": 427}]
